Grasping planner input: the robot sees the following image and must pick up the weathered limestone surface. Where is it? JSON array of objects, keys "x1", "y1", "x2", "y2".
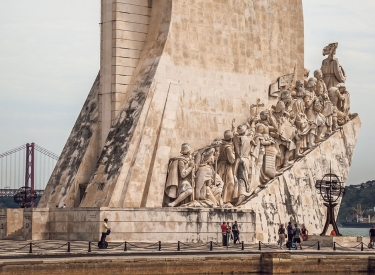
[
  {"x1": 38, "y1": 74, "x2": 100, "y2": 208},
  {"x1": 21, "y1": 208, "x2": 255, "y2": 242},
  {"x1": 75, "y1": 0, "x2": 304, "y2": 209},
  {"x1": 36, "y1": 0, "x2": 361, "y2": 244}
]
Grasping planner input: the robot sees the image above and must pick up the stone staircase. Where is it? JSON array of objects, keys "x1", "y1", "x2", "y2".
[{"x1": 2, "y1": 228, "x2": 24, "y2": 241}]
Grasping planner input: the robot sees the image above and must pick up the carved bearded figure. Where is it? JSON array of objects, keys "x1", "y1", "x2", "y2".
[
  {"x1": 165, "y1": 143, "x2": 195, "y2": 207},
  {"x1": 321, "y1": 42, "x2": 346, "y2": 89}
]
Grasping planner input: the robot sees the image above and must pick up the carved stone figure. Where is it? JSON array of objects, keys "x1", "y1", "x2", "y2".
[
  {"x1": 328, "y1": 83, "x2": 350, "y2": 125},
  {"x1": 232, "y1": 122, "x2": 254, "y2": 205},
  {"x1": 292, "y1": 80, "x2": 306, "y2": 115},
  {"x1": 165, "y1": 143, "x2": 195, "y2": 207},
  {"x1": 303, "y1": 68, "x2": 310, "y2": 88},
  {"x1": 304, "y1": 86, "x2": 326, "y2": 146},
  {"x1": 321, "y1": 93, "x2": 337, "y2": 135},
  {"x1": 314, "y1": 69, "x2": 327, "y2": 97},
  {"x1": 251, "y1": 123, "x2": 277, "y2": 187},
  {"x1": 270, "y1": 101, "x2": 298, "y2": 168},
  {"x1": 321, "y1": 42, "x2": 346, "y2": 89},
  {"x1": 194, "y1": 147, "x2": 224, "y2": 206},
  {"x1": 294, "y1": 112, "x2": 313, "y2": 153},
  {"x1": 217, "y1": 130, "x2": 236, "y2": 204}
]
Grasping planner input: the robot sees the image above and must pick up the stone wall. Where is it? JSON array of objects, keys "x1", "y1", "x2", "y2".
[
  {"x1": 0, "y1": 254, "x2": 374, "y2": 275},
  {"x1": 0, "y1": 208, "x2": 23, "y2": 239},
  {"x1": 21, "y1": 207, "x2": 255, "y2": 242}
]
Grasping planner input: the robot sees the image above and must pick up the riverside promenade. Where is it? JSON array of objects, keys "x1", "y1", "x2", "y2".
[{"x1": 0, "y1": 240, "x2": 374, "y2": 274}]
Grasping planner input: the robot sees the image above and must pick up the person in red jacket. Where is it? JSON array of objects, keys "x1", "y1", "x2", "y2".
[{"x1": 221, "y1": 222, "x2": 227, "y2": 246}]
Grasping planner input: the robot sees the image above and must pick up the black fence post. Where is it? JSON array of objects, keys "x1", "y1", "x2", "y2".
[
  {"x1": 333, "y1": 242, "x2": 336, "y2": 251},
  {"x1": 241, "y1": 241, "x2": 244, "y2": 251},
  {"x1": 67, "y1": 242, "x2": 71, "y2": 252},
  {"x1": 29, "y1": 242, "x2": 32, "y2": 253},
  {"x1": 88, "y1": 242, "x2": 91, "y2": 252},
  {"x1": 210, "y1": 241, "x2": 213, "y2": 251},
  {"x1": 258, "y1": 241, "x2": 261, "y2": 251},
  {"x1": 124, "y1": 241, "x2": 127, "y2": 251},
  {"x1": 317, "y1": 241, "x2": 320, "y2": 251},
  {"x1": 361, "y1": 242, "x2": 364, "y2": 251},
  {"x1": 158, "y1": 241, "x2": 161, "y2": 251},
  {"x1": 177, "y1": 241, "x2": 180, "y2": 251}
]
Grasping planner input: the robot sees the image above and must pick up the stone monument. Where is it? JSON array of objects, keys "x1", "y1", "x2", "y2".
[{"x1": 4, "y1": 0, "x2": 360, "y2": 243}]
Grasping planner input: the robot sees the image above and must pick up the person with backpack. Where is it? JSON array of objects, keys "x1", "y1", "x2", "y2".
[
  {"x1": 286, "y1": 222, "x2": 294, "y2": 249},
  {"x1": 278, "y1": 224, "x2": 286, "y2": 249},
  {"x1": 293, "y1": 223, "x2": 302, "y2": 250}
]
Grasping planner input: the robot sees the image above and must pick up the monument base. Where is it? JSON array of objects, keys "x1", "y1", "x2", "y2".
[{"x1": 20, "y1": 208, "x2": 256, "y2": 242}]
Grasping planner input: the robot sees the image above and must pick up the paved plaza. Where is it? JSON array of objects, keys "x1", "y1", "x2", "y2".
[{"x1": 0, "y1": 240, "x2": 374, "y2": 259}]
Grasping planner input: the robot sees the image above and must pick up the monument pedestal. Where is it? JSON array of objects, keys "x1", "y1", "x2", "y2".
[{"x1": 20, "y1": 208, "x2": 255, "y2": 242}]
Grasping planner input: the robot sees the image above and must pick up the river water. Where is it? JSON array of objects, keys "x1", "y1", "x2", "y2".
[{"x1": 338, "y1": 227, "x2": 373, "y2": 237}]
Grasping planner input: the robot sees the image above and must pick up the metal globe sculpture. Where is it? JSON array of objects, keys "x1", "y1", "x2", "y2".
[
  {"x1": 315, "y1": 173, "x2": 345, "y2": 236},
  {"x1": 13, "y1": 186, "x2": 37, "y2": 208}
]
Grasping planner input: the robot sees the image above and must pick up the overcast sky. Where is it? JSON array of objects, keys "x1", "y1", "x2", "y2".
[{"x1": 0, "y1": 1, "x2": 374, "y2": 186}]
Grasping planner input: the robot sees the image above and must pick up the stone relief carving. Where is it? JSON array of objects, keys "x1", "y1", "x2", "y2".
[{"x1": 164, "y1": 44, "x2": 357, "y2": 208}]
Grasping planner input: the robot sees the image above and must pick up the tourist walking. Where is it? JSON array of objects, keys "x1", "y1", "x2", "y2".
[
  {"x1": 369, "y1": 225, "x2": 375, "y2": 248},
  {"x1": 293, "y1": 223, "x2": 302, "y2": 250},
  {"x1": 221, "y1": 222, "x2": 227, "y2": 246},
  {"x1": 301, "y1": 224, "x2": 308, "y2": 241},
  {"x1": 278, "y1": 224, "x2": 286, "y2": 249},
  {"x1": 99, "y1": 218, "x2": 110, "y2": 249},
  {"x1": 232, "y1": 221, "x2": 240, "y2": 244}
]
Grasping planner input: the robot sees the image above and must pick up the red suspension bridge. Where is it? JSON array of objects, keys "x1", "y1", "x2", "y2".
[{"x1": 0, "y1": 143, "x2": 59, "y2": 203}]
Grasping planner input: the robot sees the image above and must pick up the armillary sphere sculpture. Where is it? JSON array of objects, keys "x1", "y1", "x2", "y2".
[
  {"x1": 13, "y1": 186, "x2": 37, "y2": 208},
  {"x1": 315, "y1": 173, "x2": 345, "y2": 236}
]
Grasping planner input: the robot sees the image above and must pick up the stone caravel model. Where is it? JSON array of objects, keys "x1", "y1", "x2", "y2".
[{"x1": 37, "y1": 0, "x2": 360, "y2": 242}]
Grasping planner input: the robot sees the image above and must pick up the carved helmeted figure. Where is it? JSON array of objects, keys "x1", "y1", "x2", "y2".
[
  {"x1": 217, "y1": 130, "x2": 236, "y2": 204},
  {"x1": 321, "y1": 42, "x2": 346, "y2": 89},
  {"x1": 165, "y1": 143, "x2": 195, "y2": 207},
  {"x1": 232, "y1": 122, "x2": 254, "y2": 206}
]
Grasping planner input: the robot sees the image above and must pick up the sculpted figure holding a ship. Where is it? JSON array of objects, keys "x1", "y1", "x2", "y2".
[{"x1": 164, "y1": 43, "x2": 356, "y2": 208}]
